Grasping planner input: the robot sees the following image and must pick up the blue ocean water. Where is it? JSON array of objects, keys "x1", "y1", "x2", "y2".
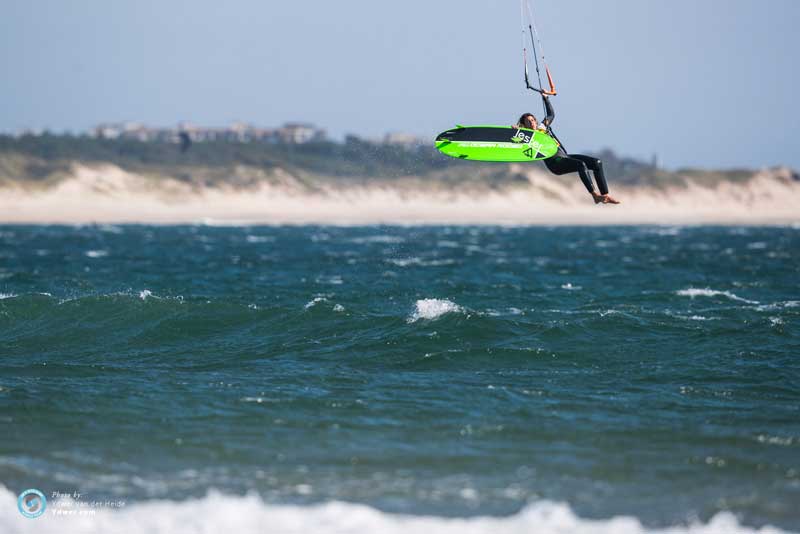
[{"x1": 0, "y1": 225, "x2": 798, "y2": 533}]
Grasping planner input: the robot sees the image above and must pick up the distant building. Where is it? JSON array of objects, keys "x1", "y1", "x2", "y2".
[
  {"x1": 383, "y1": 132, "x2": 424, "y2": 148},
  {"x1": 94, "y1": 122, "x2": 164, "y2": 142},
  {"x1": 93, "y1": 123, "x2": 125, "y2": 139},
  {"x1": 278, "y1": 123, "x2": 326, "y2": 144},
  {"x1": 178, "y1": 123, "x2": 235, "y2": 143},
  {"x1": 91, "y1": 121, "x2": 326, "y2": 145},
  {"x1": 228, "y1": 122, "x2": 252, "y2": 142},
  {"x1": 14, "y1": 128, "x2": 45, "y2": 138}
]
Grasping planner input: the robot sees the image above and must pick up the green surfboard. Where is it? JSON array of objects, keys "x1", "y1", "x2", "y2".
[{"x1": 435, "y1": 126, "x2": 559, "y2": 162}]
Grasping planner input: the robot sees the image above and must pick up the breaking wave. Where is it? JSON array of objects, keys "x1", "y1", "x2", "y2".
[
  {"x1": 408, "y1": 299, "x2": 464, "y2": 322},
  {"x1": 675, "y1": 288, "x2": 760, "y2": 304},
  {"x1": 0, "y1": 488, "x2": 791, "y2": 534}
]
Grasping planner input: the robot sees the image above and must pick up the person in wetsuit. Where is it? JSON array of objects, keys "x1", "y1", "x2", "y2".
[{"x1": 517, "y1": 96, "x2": 620, "y2": 204}]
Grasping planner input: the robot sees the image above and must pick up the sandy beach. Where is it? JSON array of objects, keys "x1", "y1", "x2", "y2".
[{"x1": 1, "y1": 163, "x2": 798, "y2": 226}]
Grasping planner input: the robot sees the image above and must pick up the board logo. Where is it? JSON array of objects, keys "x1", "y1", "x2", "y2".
[
  {"x1": 523, "y1": 139, "x2": 545, "y2": 159},
  {"x1": 511, "y1": 129, "x2": 531, "y2": 144},
  {"x1": 18, "y1": 489, "x2": 47, "y2": 519}
]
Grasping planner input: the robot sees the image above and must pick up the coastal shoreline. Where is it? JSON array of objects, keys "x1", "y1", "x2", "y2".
[{"x1": 1, "y1": 165, "x2": 798, "y2": 226}]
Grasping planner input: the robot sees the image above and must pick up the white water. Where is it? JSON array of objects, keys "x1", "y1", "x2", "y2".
[
  {"x1": 409, "y1": 299, "x2": 463, "y2": 322},
  {"x1": 304, "y1": 296, "x2": 328, "y2": 309},
  {"x1": 0, "y1": 488, "x2": 792, "y2": 534},
  {"x1": 675, "y1": 288, "x2": 760, "y2": 304},
  {"x1": 85, "y1": 250, "x2": 109, "y2": 258}
]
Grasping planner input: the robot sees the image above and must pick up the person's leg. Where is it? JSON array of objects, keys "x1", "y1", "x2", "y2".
[
  {"x1": 544, "y1": 156, "x2": 594, "y2": 194},
  {"x1": 570, "y1": 154, "x2": 609, "y2": 195}
]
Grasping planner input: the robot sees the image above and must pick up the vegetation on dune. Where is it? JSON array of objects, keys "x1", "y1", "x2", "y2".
[{"x1": 0, "y1": 134, "x2": 793, "y2": 190}]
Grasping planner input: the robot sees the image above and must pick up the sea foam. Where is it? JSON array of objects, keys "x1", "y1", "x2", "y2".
[
  {"x1": 0, "y1": 488, "x2": 791, "y2": 534},
  {"x1": 244, "y1": 235, "x2": 274, "y2": 244},
  {"x1": 409, "y1": 299, "x2": 463, "y2": 322},
  {"x1": 676, "y1": 288, "x2": 759, "y2": 304},
  {"x1": 85, "y1": 250, "x2": 109, "y2": 258}
]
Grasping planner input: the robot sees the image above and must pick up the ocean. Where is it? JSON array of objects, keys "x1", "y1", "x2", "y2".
[{"x1": 0, "y1": 224, "x2": 798, "y2": 533}]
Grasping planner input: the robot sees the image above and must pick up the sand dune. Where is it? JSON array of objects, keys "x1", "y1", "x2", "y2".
[{"x1": 0, "y1": 163, "x2": 798, "y2": 225}]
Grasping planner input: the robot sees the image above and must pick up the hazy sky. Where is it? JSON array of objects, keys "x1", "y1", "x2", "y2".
[{"x1": 1, "y1": 0, "x2": 798, "y2": 169}]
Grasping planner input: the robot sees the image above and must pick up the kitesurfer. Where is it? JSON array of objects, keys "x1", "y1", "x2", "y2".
[{"x1": 517, "y1": 96, "x2": 620, "y2": 204}]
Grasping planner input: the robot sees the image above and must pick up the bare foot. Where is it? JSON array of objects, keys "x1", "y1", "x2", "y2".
[{"x1": 592, "y1": 192, "x2": 620, "y2": 204}]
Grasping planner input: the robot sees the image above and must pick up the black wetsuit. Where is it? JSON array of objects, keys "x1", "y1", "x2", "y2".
[{"x1": 540, "y1": 96, "x2": 609, "y2": 195}]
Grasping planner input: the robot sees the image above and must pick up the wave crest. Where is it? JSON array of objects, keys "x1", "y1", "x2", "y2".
[
  {"x1": 0, "y1": 488, "x2": 790, "y2": 534},
  {"x1": 409, "y1": 299, "x2": 463, "y2": 322},
  {"x1": 676, "y1": 288, "x2": 759, "y2": 304}
]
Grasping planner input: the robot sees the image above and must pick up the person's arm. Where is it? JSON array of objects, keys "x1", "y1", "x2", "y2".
[{"x1": 542, "y1": 95, "x2": 555, "y2": 127}]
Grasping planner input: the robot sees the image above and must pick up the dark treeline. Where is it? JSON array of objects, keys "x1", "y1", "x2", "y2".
[
  {"x1": 0, "y1": 133, "x2": 676, "y2": 185},
  {"x1": 0, "y1": 133, "x2": 453, "y2": 178}
]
